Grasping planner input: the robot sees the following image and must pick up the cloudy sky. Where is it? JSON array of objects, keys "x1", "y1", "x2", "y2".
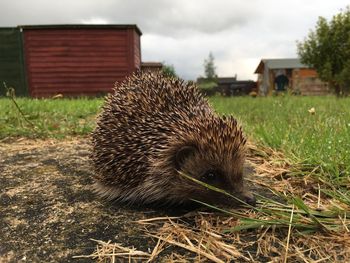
[{"x1": 1, "y1": 0, "x2": 348, "y2": 80}]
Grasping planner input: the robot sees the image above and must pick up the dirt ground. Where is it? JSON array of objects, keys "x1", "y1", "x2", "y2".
[
  {"x1": 1, "y1": 137, "x2": 291, "y2": 262},
  {"x1": 2, "y1": 137, "x2": 348, "y2": 262},
  {"x1": 1, "y1": 138, "x2": 190, "y2": 262}
]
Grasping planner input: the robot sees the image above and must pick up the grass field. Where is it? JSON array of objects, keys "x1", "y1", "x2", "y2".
[
  {"x1": 0, "y1": 97, "x2": 102, "y2": 138},
  {"x1": 211, "y1": 96, "x2": 350, "y2": 180},
  {"x1": 1, "y1": 95, "x2": 349, "y2": 179}
]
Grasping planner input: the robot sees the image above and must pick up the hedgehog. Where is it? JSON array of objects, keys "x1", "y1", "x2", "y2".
[{"x1": 91, "y1": 71, "x2": 256, "y2": 207}]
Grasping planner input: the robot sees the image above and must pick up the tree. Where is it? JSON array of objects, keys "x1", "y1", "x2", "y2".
[
  {"x1": 204, "y1": 52, "x2": 217, "y2": 80},
  {"x1": 297, "y1": 7, "x2": 350, "y2": 96},
  {"x1": 162, "y1": 63, "x2": 177, "y2": 78}
]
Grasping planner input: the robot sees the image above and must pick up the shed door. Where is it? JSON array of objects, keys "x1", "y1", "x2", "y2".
[{"x1": 0, "y1": 28, "x2": 27, "y2": 96}]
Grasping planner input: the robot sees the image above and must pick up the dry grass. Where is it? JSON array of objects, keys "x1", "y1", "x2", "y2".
[
  {"x1": 75, "y1": 144, "x2": 350, "y2": 262},
  {"x1": 72, "y1": 239, "x2": 152, "y2": 262}
]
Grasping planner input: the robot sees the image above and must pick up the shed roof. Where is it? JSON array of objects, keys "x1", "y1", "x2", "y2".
[
  {"x1": 141, "y1": 62, "x2": 163, "y2": 67},
  {"x1": 216, "y1": 77, "x2": 238, "y2": 84},
  {"x1": 254, "y1": 58, "x2": 308, "y2": 73},
  {"x1": 197, "y1": 77, "x2": 238, "y2": 84},
  {"x1": 18, "y1": 24, "x2": 142, "y2": 35}
]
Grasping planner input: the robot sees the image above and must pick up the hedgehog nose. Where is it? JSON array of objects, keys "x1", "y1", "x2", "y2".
[{"x1": 244, "y1": 195, "x2": 256, "y2": 207}]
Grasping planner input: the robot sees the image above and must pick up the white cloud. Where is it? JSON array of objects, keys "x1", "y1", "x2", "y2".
[
  {"x1": 80, "y1": 17, "x2": 109, "y2": 24},
  {"x1": 0, "y1": 0, "x2": 348, "y2": 80}
]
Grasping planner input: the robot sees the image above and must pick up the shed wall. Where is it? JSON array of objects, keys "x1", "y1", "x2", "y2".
[
  {"x1": 292, "y1": 69, "x2": 329, "y2": 95},
  {"x1": 23, "y1": 28, "x2": 139, "y2": 97},
  {"x1": 133, "y1": 30, "x2": 141, "y2": 69}
]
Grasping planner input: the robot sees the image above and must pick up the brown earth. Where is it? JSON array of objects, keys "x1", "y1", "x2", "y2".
[
  {"x1": 4, "y1": 138, "x2": 347, "y2": 262},
  {"x1": 0, "y1": 138, "x2": 185, "y2": 262},
  {"x1": 1, "y1": 138, "x2": 277, "y2": 262}
]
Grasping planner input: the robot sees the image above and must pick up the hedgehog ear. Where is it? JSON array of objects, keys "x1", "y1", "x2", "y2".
[{"x1": 175, "y1": 145, "x2": 197, "y2": 170}]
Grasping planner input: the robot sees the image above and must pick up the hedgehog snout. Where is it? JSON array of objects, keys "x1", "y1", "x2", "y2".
[
  {"x1": 237, "y1": 190, "x2": 256, "y2": 207},
  {"x1": 243, "y1": 193, "x2": 256, "y2": 206}
]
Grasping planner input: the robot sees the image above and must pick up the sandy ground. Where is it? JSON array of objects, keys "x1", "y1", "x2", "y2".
[
  {"x1": 0, "y1": 138, "x2": 188, "y2": 262},
  {"x1": 1, "y1": 137, "x2": 278, "y2": 262}
]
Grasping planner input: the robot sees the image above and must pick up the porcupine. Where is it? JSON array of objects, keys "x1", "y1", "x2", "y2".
[{"x1": 91, "y1": 71, "x2": 256, "y2": 207}]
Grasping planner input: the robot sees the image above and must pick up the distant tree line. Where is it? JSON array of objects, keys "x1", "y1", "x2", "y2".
[
  {"x1": 297, "y1": 6, "x2": 350, "y2": 96},
  {"x1": 162, "y1": 63, "x2": 177, "y2": 78}
]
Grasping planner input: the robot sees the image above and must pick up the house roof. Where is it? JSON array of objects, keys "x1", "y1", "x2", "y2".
[
  {"x1": 197, "y1": 77, "x2": 238, "y2": 84},
  {"x1": 254, "y1": 58, "x2": 308, "y2": 73},
  {"x1": 141, "y1": 62, "x2": 163, "y2": 68},
  {"x1": 18, "y1": 24, "x2": 142, "y2": 35},
  {"x1": 216, "y1": 77, "x2": 237, "y2": 84}
]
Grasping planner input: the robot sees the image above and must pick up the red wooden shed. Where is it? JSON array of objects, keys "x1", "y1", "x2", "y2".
[{"x1": 19, "y1": 24, "x2": 142, "y2": 97}]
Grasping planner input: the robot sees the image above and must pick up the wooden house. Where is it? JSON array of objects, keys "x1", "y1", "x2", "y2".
[
  {"x1": 0, "y1": 24, "x2": 167, "y2": 97},
  {"x1": 215, "y1": 78, "x2": 257, "y2": 96},
  {"x1": 254, "y1": 58, "x2": 329, "y2": 96},
  {"x1": 19, "y1": 24, "x2": 142, "y2": 97},
  {"x1": 141, "y1": 62, "x2": 163, "y2": 72},
  {"x1": 197, "y1": 77, "x2": 257, "y2": 96}
]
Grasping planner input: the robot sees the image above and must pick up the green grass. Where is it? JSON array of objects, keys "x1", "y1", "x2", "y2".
[
  {"x1": 0, "y1": 97, "x2": 103, "y2": 139},
  {"x1": 210, "y1": 96, "x2": 350, "y2": 179},
  {"x1": 197, "y1": 80, "x2": 217, "y2": 90},
  {"x1": 1, "y1": 95, "x2": 350, "y2": 179}
]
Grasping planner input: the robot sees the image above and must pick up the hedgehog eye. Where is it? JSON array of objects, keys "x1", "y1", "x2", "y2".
[{"x1": 201, "y1": 170, "x2": 217, "y2": 183}]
